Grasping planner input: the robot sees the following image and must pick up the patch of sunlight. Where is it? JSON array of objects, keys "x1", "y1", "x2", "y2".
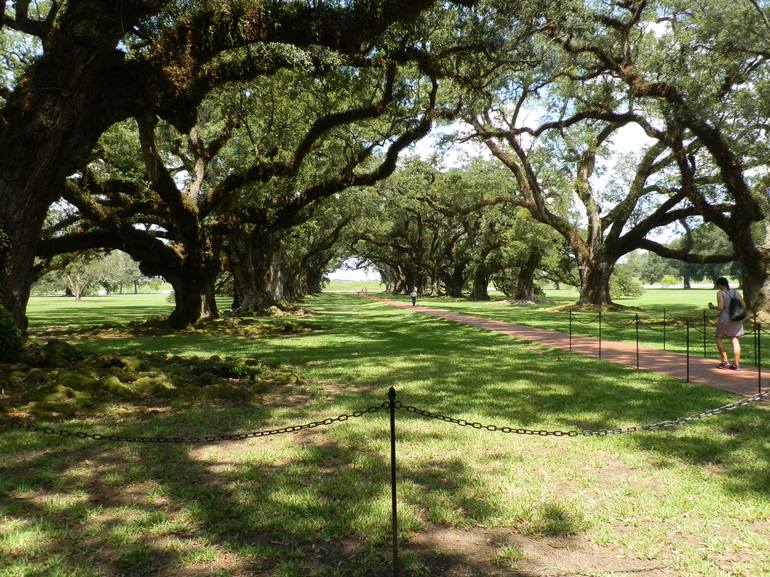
[{"x1": 0, "y1": 518, "x2": 49, "y2": 556}]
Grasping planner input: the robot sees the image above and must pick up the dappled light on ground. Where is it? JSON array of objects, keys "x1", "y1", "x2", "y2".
[{"x1": 2, "y1": 293, "x2": 768, "y2": 576}]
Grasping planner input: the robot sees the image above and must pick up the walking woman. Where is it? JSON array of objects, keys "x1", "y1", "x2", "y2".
[{"x1": 708, "y1": 277, "x2": 746, "y2": 370}]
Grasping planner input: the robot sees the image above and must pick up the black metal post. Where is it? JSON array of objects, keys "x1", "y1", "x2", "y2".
[
  {"x1": 663, "y1": 308, "x2": 667, "y2": 351},
  {"x1": 388, "y1": 387, "x2": 399, "y2": 577},
  {"x1": 686, "y1": 320, "x2": 690, "y2": 383},
  {"x1": 756, "y1": 323, "x2": 762, "y2": 393},
  {"x1": 569, "y1": 310, "x2": 573, "y2": 352},
  {"x1": 754, "y1": 312, "x2": 758, "y2": 368},
  {"x1": 635, "y1": 313, "x2": 640, "y2": 370},
  {"x1": 598, "y1": 311, "x2": 602, "y2": 360},
  {"x1": 703, "y1": 310, "x2": 707, "y2": 358}
]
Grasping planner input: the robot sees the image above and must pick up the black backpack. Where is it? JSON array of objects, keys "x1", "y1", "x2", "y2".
[{"x1": 727, "y1": 290, "x2": 746, "y2": 321}]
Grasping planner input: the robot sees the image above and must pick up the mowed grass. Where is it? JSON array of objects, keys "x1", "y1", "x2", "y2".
[
  {"x1": 324, "y1": 279, "x2": 386, "y2": 293},
  {"x1": 27, "y1": 294, "x2": 175, "y2": 328},
  {"x1": 391, "y1": 288, "x2": 769, "y2": 369},
  {"x1": 0, "y1": 292, "x2": 767, "y2": 576}
]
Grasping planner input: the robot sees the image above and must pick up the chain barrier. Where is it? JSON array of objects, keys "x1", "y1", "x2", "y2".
[
  {"x1": 602, "y1": 318, "x2": 636, "y2": 329},
  {"x1": 395, "y1": 390, "x2": 768, "y2": 437},
  {"x1": 572, "y1": 315, "x2": 600, "y2": 325},
  {"x1": 7, "y1": 389, "x2": 767, "y2": 444},
  {"x1": 0, "y1": 403, "x2": 387, "y2": 444}
]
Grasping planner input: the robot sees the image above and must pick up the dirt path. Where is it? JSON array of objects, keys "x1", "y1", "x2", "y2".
[{"x1": 371, "y1": 297, "x2": 766, "y2": 397}]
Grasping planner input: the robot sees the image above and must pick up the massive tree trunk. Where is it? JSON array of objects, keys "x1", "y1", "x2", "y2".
[
  {"x1": 302, "y1": 261, "x2": 327, "y2": 296},
  {"x1": 0, "y1": 114, "x2": 98, "y2": 330},
  {"x1": 444, "y1": 264, "x2": 466, "y2": 298},
  {"x1": 577, "y1": 259, "x2": 614, "y2": 307},
  {"x1": 513, "y1": 250, "x2": 541, "y2": 301},
  {"x1": 0, "y1": 3, "x2": 158, "y2": 331},
  {"x1": 229, "y1": 229, "x2": 286, "y2": 312},
  {"x1": 128, "y1": 236, "x2": 221, "y2": 327},
  {"x1": 733, "y1": 227, "x2": 770, "y2": 322},
  {"x1": 167, "y1": 268, "x2": 219, "y2": 328},
  {"x1": 471, "y1": 266, "x2": 490, "y2": 300}
]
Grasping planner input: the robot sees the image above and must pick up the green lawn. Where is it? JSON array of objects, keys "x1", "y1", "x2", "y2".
[
  {"x1": 1, "y1": 292, "x2": 768, "y2": 576},
  {"x1": 324, "y1": 279, "x2": 385, "y2": 293},
  {"x1": 387, "y1": 288, "x2": 767, "y2": 369},
  {"x1": 27, "y1": 293, "x2": 175, "y2": 327}
]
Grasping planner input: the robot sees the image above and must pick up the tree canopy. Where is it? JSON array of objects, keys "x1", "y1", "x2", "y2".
[{"x1": 1, "y1": 0, "x2": 769, "y2": 335}]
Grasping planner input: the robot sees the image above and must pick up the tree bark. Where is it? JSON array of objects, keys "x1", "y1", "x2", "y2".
[
  {"x1": 0, "y1": 3, "x2": 156, "y2": 331},
  {"x1": 229, "y1": 228, "x2": 286, "y2": 312},
  {"x1": 471, "y1": 266, "x2": 490, "y2": 300},
  {"x1": 169, "y1": 277, "x2": 218, "y2": 328},
  {"x1": 444, "y1": 265, "x2": 466, "y2": 298},
  {"x1": 513, "y1": 250, "x2": 541, "y2": 301},
  {"x1": 732, "y1": 229, "x2": 770, "y2": 322},
  {"x1": 577, "y1": 260, "x2": 614, "y2": 307}
]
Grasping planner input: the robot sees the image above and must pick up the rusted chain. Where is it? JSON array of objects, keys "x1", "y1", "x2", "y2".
[
  {"x1": 396, "y1": 390, "x2": 768, "y2": 437},
  {"x1": 0, "y1": 403, "x2": 388, "y2": 444}
]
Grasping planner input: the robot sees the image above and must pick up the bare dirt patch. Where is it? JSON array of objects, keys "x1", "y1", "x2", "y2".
[{"x1": 407, "y1": 525, "x2": 676, "y2": 577}]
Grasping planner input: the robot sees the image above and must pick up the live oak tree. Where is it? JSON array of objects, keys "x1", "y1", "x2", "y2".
[
  {"x1": 531, "y1": 0, "x2": 769, "y2": 314},
  {"x1": 465, "y1": 108, "x2": 723, "y2": 306},
  {"x1": 451, "y1": 12, "x2": 740, "y2": 306},
  {"x1": 0, "y1": 0, "x2": 478, "y2": 331},
  {"x1": 36, "y1": 110, "x2": 231, "y2": 327},
  {"x1": 216, "y1": 62, "x2": 448, "y2": 311},
  {"x1": 36, "y1": 61, "x2": 433, "y2": 323}
]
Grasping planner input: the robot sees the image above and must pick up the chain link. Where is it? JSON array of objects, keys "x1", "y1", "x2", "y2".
[
  {"x1": 572, "y1": 315, "x2": 601, "y2": 325},
  {"x1": 396, "y1": 391, "x2": 768, "y2": 437},
  {"x1": 0, "y1": 402, "x2": 388, "y2": 444},
  {"x1": 3, "y1": 390, "x2": 768, "y2": 443},
  {"x1": 602, "y1": 318, "x2": 636, "y2": 329}
]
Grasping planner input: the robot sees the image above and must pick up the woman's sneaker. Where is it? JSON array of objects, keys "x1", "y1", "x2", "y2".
[
  {"x1": 717, "y1": 361, "x2": 729, "y2": 369},
  {"x1": 729, "y1": 364, "x2": 741, "y2": 371}
]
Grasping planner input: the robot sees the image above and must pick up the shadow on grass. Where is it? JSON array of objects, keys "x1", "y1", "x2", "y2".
[
  {"x1": 61, "y1": 294, "x2": 770, "y2": 501},
  {"x1": 2, "y1": 401, "x2": 542, "y2": 576},
  {"x1": 6, "y1": 293, "x2": 768, "y2": 575}
]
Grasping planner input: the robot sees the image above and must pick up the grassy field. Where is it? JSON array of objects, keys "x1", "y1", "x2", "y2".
[
  {"x1": 26, "y1": 294, "x2": 175, "y2": 327},
  {"x1": 324, "y1": 279, "x2": 386, "y2": 293},
  {"x1": 384, "y1": 288, "x2": 767, "y2": 369},
  {"x1": 1, "y1": 292, "x2": 768, "y2": 576}
]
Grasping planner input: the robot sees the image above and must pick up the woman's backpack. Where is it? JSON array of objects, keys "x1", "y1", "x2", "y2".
[{"x1": 728, "y1": 290, "x2": 746, "y2": 321}]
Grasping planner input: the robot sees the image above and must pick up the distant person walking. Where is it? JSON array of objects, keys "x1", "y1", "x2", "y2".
[
  {"x1": 708, "y1": 277, "x2": 746, "y2": 370},
  {"x1": 410, "y1": 289, "x2": 417, "y2": 306}
]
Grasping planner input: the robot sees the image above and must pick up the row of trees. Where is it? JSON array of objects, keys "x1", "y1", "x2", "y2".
[
  {"x1": 1, "y1": 0, "x2": 485, "y2": 334},
  {"x1": 1, "y1": 1, "x2": 769, "y2": 348},
  {"x1": 347, "y1": 158, "x2": 729, "y2": 300},
  {"x1": 375, "y1": 0, "x2": 769, "y2": 310},
  {"x1": 348, "y1": 158, "x2": 570, "y2": 300}
]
